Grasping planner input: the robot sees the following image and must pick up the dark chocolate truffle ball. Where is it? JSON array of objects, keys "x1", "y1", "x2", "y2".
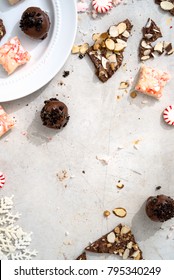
[
  {"x1": 19, "y1": 7, "x2": 50, "y2": 40},
  {"x1": 40, "y1": 98, "x2": 69, "y2": 129},
  {"x1": 146, "y1": 195, "x2": 174, "y2": 222}
]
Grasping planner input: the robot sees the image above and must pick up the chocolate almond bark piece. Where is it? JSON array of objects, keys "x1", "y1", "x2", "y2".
[
  {"x1": 76, "y1": 252, "x2": 87, "y2": 260},
  {"x1": 139, "y1": 18, "x2": 162, "y2": 61},
  {"x1": 85, "y1": 224, "x2": 143, "y2": 260},
  {"x1": 142, "y1": 18, "x2": 162, "y2": 43},
  {"x1": 139, "y1": 18, "x2": 174, "y2": 60},
  {"x1": 87, "y1": 19, "x2": 133, "y2": 83},
  {"x1": 155, "y1": 0, "x2": 174, "y2": 16}
]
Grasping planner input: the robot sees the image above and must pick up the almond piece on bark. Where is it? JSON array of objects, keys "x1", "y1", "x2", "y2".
[
  {"x1": 109, "y1": 26, "x2": 119, "y2": 37},
  {"x1": 105, "y1": 39, "x2": 115, "y2": 50},
  {"x1": 117, "y1": 22, "x2": 127, "y2": 34},
  {"x1": 160, "y1": 1, "x2": 174, "y2": 11}
]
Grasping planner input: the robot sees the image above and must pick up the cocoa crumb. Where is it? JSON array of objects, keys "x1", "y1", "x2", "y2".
[{"x1": 63, "y1": 71, "x2": 70, "y2": 78}]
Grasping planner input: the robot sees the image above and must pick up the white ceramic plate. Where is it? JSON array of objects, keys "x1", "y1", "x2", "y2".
[{"x1": 0, "y1": 0, "x2": 77, "y2": 102}]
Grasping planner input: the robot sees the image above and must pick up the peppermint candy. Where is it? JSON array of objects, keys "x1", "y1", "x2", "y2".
[
  {"x1": 163, "y1": 105, "x2": 174, "y2": 126},
  {"x1": 0, "y1": 172, "x2": 5, "y2": 188},
  {"x1": 92, "y1": 0, "x2": 113, "y2": 13}
]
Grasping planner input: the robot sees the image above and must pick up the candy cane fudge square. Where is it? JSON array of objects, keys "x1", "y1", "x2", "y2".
[
  {"x1": 135, "y1": 65, "x2": 170, "y2": 99},
  {"x1": 0, "y1": 105, "x2": 15, "y2": 137},
  {"x1": 0, "y1": 36, "x2": 30, "y2": 75}
]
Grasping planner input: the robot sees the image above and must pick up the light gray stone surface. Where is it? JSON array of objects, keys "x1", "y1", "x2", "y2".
[{"x1": 0, "y1": 0, "x2": 174, "y2": 259}]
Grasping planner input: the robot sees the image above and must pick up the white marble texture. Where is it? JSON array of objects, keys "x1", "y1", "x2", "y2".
[{"x1": 0, "y1": 0, "x2": 174, "y2": 259}]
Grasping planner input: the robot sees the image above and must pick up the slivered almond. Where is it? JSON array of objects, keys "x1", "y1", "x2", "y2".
[
  {"x1": 141, "y1": 40, "x2": 152, "y2": 49},
  {"x1": 143, "y1": 49, "x2": 151, "y2": 56},
  {"x1": 110, "y1": 62, "x2": 117, "y2": 71},
  {"x1": 102, "y1": 57, "x2": 108, "y2": 69},
  {"x1": 160, "y1": 1, "x2": 174, "y2": 11},
  {"x1": 100, "y1": 32, "x2": 108, "y2": 40},
  {"x1": 108, "y1": 54, "x2": 117, "y2": 63},
  {"x1": 127, "y1": 241, "x2": 133, "y2": 249},
  {"x1": 122, "y1": 30, "x2": 130, "y2": 38},
  {"x1": 131, "y1": 250, "x2": 140, "y2": 258},
  {"x1": 92, "y1": 33, "x2": 101, "y2": 41},
  {"x1": 120, "y1": 225, "x2": 131, "y2": 235},
  {"x1": 114, "y1": 226, "x2": 120, "y2": 234},
  {"x1": 154, "y1": 41, "x2": 163, "y2": 53},
  {"x1": 116, "y1": 182, "x2": 124, "y2": 188},
  {"x1": 141, "y1": 55, "x2": 150, "y2": 61},
  {"x1": 71, "y1": 45, "x2": 80, "y2": 54},
  {"x1": 109, "y1": 25, "x2": 119, "y2": 37},
  {"x1": 93, "y1": 43, "x2": 100, "y2": 51},
  {"x1": 153, "y1": 28, "x2": 160, "y2": 33},
  {"x1": 105, "y1": 50, "x2": 113, "y2": 58},
  {"x1": 105, "y1": 39, "x2": 115, "y2": 50},
  {"x1": 117, "y1": 38, "x2": 127, "y2": 46},
  {"x1": 119, "y1": 249, "x2": 124, "y2": 255},
  {"x1": 115, "y1": 43, "x2": 126, "y2": 52},
  {"x1": 123, "y1": 248, "x2": 130, "y2": 260},
  {"x1": 119, "y1": 81, "x2": 129, "y2": 89},
  {"x1": 134, "y1": 251, "x2": 141, "y2": 260},
  {"x1": 117, "y1": 22, "x2": 127, "y2": 34},
  {"x1": 144, "y1": 33, "x2": 153, "y2": 39},
  {"x1": 80, "y1": 43, "x2": 89, "y2": 54},
  {"x1": 107, "y1": 232, "x2": 116, "y2": 243},
  {"x1": 133, "y1": 244, "x2": 139, "y2": 250},
  {"x1": 101, "y1": 41, "x2": 106, "y2": 48},
  {"x1": 95, "y1": 33, "x2": 108, "y2": 44},
  {"x1": 113, "y1": 207, "x2": 127, "y2": 218},
  {"x1": 151, "y1": 52, "x2": 156, "y2": 58}
]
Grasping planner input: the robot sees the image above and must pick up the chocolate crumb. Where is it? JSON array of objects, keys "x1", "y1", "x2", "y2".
[
  {"x1": 79, "y1": 54, "x2": 84, "y2": 59},
  {"x1": 156, "y1": 186, "x2": 162, "y2": 190},
  {"x1": 63, "y1": 71, "x2": 70, "y2": 78}
]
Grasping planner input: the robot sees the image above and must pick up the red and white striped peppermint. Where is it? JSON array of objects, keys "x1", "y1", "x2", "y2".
[
  {"x1": 92, "y1": 0, "x2": 113, "y2": 13},
  {"x1": 0, "y1": 172, "x2": 5, "y2": 188},
  {"x1": 163, "y1": 105, "x2": 174, "y2": 126}
]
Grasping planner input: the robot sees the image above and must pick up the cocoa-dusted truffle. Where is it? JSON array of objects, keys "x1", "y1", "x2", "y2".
[
  {"x1": 19, "y1": 7, "x2": 50, "y2": 40},
  {"x1": 146, "y1": 195, "x2": 174, "y2": 222},
  {"x1": 40, "y1": 98, "x2": 69, "y2": 129}
]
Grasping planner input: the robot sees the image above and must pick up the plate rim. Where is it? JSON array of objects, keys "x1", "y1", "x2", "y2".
[{"x1": 0, "y1": 0, "x2": 77, "y2": 103}]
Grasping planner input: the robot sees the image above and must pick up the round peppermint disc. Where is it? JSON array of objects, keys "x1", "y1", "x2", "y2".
[
  {"x1": 92, "y1": 0, "x2": 113, "y2": 13},
  {"x1": 0, "y1": 172, "x2": 5, "y2": 188},
  {"x1": 163, "y1": 105, "x2": 174, "y2": 126}
]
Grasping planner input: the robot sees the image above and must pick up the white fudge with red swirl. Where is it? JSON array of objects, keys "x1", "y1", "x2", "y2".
[
  {"x1": 135, "y1": 65, "x2": 170, "y2": 99},
  {"x1": 0, "y1": 36, "x2": 30, "y2": 75}
]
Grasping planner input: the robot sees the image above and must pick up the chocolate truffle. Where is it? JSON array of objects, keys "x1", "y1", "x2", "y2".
[
  {"x1": 146, "y1": 195, "x2": 174, "y2": 222},
  {"x1": 40, "y1": 98, "x2": 69, "y2": 129},
  {"x1": 0, "y1": 19, "x2": 6, "y2": 41},
  {"x1": 19, "y1": 7, "x2": 50, "y2": 40}
]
